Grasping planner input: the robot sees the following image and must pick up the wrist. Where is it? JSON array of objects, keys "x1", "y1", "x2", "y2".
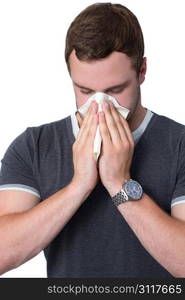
[
  {"x1": 111, "y1": 178, "x2": 143, "y2": 207},
  {"x1": 69, "y1": 178, "x2": 93, "y2": 199},
  {"x1": 106, "y1": 177, "x2": 131, "y2": 197}
]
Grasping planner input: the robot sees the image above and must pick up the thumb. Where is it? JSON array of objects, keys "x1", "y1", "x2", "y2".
[{"x1": 75, "y1": 111, "x2": 84, "y2": 128}]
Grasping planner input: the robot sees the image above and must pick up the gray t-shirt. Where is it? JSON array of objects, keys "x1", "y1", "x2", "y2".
[{"x1": 0, "y1": 110, "x2": 185, "y2": 277}]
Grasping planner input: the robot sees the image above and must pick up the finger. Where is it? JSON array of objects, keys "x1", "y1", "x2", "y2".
[
  {"x1": 102, "y1": 101, "x2": 121, "y2": 145},
  {"x1": 76, "y1": 101, "x2": 95, "y2": 141},
  {"x1": 80, "y1": 112, "x2": 98, "y2": 148},
  {"x1": 98, "y1": 110, "x2": 112, "y2": 147},
  {"x1": 87, "y1": 113, "x2": 99, "y2": 148},
  {"x1": 119, "y1": 114, "x2": 135, "y2": 147},
  {"x1": 108, "y1": 102, "x2": 134, "y2": 147},
  {"x1": 107, "y1": 101, "x2": 130, "y2": 143},
  {"x1": 80, "y1": 102, "x2": 98, "y2": 145},
  {"x1": 76, "y1": 101, "x2": 98, "y2": 143},
  {"x1": 75, "y1": 111, "x2": 84, "y2": 128}
]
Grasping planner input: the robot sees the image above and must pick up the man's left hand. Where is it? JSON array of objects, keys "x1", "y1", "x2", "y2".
[{"x1": 98, "y1": 100, "x2": 135, "y2": 197}]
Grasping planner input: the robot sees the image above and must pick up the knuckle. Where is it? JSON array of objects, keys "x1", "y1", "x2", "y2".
[
  {"x1": 124, "y1": 142, "x2": 130, "y2": 150},
  {"x1": 115, "y1": 145, "x2": 122, "y2": 153},
  {"x1": 101, "y1": 127, "x2": 108, "y2": 135},
  {"x1": 109, "y1": 119, "x2": 115, "y2": 127},
  {"x1": 116, "y1": 117, "x2": 121, "y2": 124},
  {"x1": 117, "y1": 139, "x2": 134, "y2": 154},
  {"x1": 72, "y1": 141, "x2": 78, "y2": 151},
  {"x1": 89, "y1": 123, "x2": 96, "y2": 133},
  {"x1": 130, "y1": 140, "x2": 135, "y2": 149}
]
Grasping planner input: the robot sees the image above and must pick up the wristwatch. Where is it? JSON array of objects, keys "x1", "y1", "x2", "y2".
[{"x1": 111, "y1": 179, "x2": 143, "y2": 207}]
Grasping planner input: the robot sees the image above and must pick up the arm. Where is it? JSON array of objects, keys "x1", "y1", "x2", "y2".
[
  {"x1": 0, "y1": 101, "x2": 99, "y2": 275},
  {"x1": 98, "y1": 100, "x2": 185, "y2": 277},
  {"x1": 113, "y1": 189, "x2": 185, "y2": 277},
  {"x1": 0, "y1": 182, "x2": 91, "y2": 275}
]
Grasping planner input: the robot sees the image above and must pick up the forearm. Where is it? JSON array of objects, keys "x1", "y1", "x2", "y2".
[
  {"x1": 0, "y1": 181, "x2": 91, "y2": 275},
  {"x1": 116, "y1": 193, "x2": 185, "y2": 277}
]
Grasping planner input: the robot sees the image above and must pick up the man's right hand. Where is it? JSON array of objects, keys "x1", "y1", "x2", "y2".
[
  {"x1": 0, "y1": 101, "x2": 99, "y2": 276},
  {"x1": 71, "y1": 101, "x2": 99, "y2": 192}
]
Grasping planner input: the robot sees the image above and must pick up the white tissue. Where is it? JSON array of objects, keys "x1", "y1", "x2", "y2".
[{"x1": 74, "y1": 92, "x2": 130, "y2": 160}]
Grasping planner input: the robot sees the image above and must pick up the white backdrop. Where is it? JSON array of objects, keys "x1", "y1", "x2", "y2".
[{"x1": 0, "y1": 0, "x2": 185, "y2": 277}]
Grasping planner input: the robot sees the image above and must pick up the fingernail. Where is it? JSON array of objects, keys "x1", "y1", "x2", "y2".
[
  {"x1": 108, "y1": 100, "x2": 113, "y2": 106},
  {"x1": 92, "y1": 101, "x2": 96, "y2": 108},
  {"x1": 75, "y1": 111, "x2": 79, "y2": 118}
]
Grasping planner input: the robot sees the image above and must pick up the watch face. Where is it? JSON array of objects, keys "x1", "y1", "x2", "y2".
[{"x1": 124, "y1": 180, "x2": 143, "y2": 200}]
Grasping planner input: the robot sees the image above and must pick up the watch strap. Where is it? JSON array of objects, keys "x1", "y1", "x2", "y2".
[{"x1": 112, "y1": 188, "x2": 129, "y2": 206}]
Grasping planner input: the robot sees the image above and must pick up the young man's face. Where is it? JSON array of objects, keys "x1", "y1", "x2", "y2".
[{"x1": 69, "y1": 50, "x2": 146, "y2": 120}]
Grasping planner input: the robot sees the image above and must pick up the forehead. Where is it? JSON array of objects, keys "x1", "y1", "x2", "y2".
[{"x1": 69, "y1": 50, "x2": 135, "y2": 89}]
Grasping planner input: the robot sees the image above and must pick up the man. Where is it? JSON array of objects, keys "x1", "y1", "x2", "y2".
[{"x1": 0, "y1": 2, "x2": 185, "y2": 278}]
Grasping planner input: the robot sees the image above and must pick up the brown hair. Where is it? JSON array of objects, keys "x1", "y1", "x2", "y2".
[{"x1": 65, "y1": 2, "x2": 144, "y2": 75}]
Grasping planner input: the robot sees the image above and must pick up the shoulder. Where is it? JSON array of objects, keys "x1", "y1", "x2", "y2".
[
  {"x1": 152, "y1": 111, "x2": 185, "y2": 131},
  {"x1": 4, "y1": 115, "x2": 72, "y2": 158},
  {"x1": 19, "y1": 115, "x2": 73, "y2": 150},
  {"x1": 26, "y1": 115, "x2": 71, "y2": 139},
  {"x1": 150, "y1": 111, "x2": 185, "y2": 143}
]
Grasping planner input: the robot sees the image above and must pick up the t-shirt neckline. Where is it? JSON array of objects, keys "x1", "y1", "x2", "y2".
[{"x1": 66, "y1": 109, "x2": 157, "y2": 147}]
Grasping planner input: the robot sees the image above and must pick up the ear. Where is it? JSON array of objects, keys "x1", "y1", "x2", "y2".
[{"x1": 138, "y1": 57, "x2": 147, "y2": 85}]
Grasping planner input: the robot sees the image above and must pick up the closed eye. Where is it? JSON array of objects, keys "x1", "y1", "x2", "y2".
[
  {"x1": 107, "y1": 88, "x2": 124, "y2": 94},
  {"x1": 81, "y1": 88, "x2": 124, "y2": 95},
  {"x1": 106, "y1": 81, "x2": 130, "y2": 94},
  {"x1": 80, "y1": 89, "x2": 93, "y2": 94}
]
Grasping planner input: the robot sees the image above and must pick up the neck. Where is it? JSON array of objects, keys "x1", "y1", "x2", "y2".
[{"x1": 128, "y1": 103, "x2": 147, "y2": 132}]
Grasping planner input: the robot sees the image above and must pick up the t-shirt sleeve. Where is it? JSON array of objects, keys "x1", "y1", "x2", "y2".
[
  {"x1": 171, "y1": 129, "x2": 185, "y2": 208},
  {"x1": 0, "y1": 128, "x2": 40, "y2": 198}
]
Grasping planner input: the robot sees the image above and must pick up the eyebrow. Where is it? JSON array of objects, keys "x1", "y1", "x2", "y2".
[{"x1": 73, "y1": 80, "x2": 131, "y2": 92}]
